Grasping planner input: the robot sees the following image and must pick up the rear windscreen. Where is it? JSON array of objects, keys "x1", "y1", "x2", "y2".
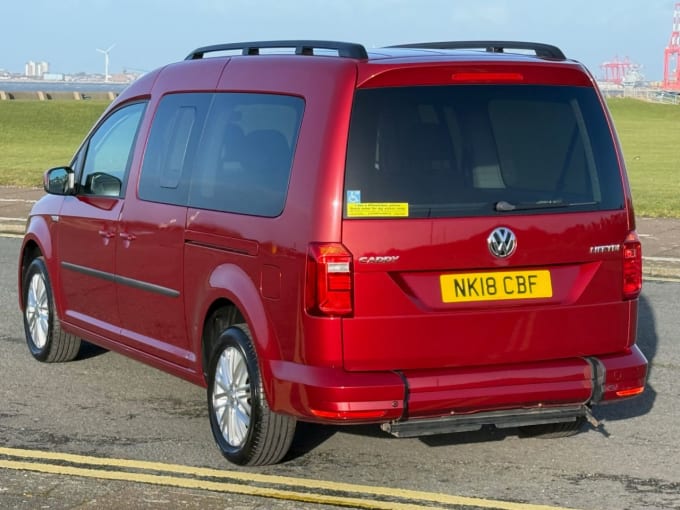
[{"x1": 344, "y1": 85, "x2": 624, "y2": 219}]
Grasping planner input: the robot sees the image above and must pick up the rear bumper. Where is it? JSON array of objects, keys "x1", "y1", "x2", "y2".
[
  {"x1": 267, "y1": 345, "x2": 647, "y2": 427},
  {"x1": 594, "y1": 344, "x2": 648, "y2": 402},
  {"x1": 268, "y1": 360, "x2": 405, "y2": 422}
]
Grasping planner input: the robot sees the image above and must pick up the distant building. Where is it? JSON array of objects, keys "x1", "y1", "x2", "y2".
[
  {"x1": 43, "y1": 72, "x2": 65, "y2": 81},
  {"x1": 24, "y1": 60, "x2": 50, "y2": 78}
]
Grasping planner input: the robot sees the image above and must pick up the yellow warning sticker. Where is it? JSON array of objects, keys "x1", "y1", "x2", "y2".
[{"x1": 347, "y1": 202, "x2": 409, "y2": 218}]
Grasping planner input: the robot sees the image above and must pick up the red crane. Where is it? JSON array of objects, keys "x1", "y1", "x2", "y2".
[
  {"x1": 601, "y1": 57, "x2": 634, "y2": 85},
  {"x1": 664, "y1": 2, "x2": 680, "y2": 91}
]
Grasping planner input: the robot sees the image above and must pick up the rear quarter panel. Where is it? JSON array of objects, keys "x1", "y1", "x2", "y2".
[{"x1": 179, "y1": 57, "x2": 359, "y2": 398}]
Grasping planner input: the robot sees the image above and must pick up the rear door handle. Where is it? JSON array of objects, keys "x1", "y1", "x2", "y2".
[
  {"x1": 119, "y1": 232, "x2": 137, "y2": 242},
  {"x1": 98, "y1": 230, "x2": 116, "y2": 239}
]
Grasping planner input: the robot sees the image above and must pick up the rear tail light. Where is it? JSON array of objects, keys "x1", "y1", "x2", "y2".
[
  {"x1": 305, "y1": 243, "x2": 353, "y2": 317},
  {"x1": 622, "y1": 231, "x2": 642, "y2": 300}
]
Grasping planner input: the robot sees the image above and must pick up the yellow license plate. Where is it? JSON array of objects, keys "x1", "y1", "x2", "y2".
[{"x1": 440, "y1": 270, "x2": 552, "y2": 303}]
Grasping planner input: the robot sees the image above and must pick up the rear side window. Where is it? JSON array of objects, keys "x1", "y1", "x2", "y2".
[
  {"x1": 139, "y1": 92, "x2": 304, "y2": 217},
  {"x1": 344, "y1": 85, "x2": 624, "y2": 219},
  {"x1": 139, "y1": 94, "x2": 211, "y2": 205},
  {"x1": 188, "y1": 94, "x2": 303, "y2": 217}
]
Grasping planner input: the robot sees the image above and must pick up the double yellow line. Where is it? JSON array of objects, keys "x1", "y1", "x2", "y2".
[{"x1": 0, "y1": 446, "x2": 579, "y2": 510}]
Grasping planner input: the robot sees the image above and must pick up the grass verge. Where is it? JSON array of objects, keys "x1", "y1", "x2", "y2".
[
  {"x1": 0, "y1": 101, "x2": 109, "y2": 187},
  {"x1": 607, "y1": 98, "x2": 680, "y2": 218}
]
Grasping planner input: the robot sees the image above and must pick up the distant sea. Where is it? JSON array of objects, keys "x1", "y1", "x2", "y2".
[{"x1": 0, "y1": 80, "x2": 129, "y2": 93}]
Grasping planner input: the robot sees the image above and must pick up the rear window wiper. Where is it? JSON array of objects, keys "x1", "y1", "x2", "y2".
[{"x1": 494, "y1": 199, "x2": 570, "y2": 212}]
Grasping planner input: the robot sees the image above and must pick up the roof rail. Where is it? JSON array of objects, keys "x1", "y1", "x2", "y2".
[
  {"x1": 186, "y1": 40, "x2": 369, "y2": 60},
  {"x1": 389, "y1": 41, "x2": 566, "y2": 60}
]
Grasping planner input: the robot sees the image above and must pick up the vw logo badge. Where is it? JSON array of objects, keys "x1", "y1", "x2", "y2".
[{"x1": 487, "y1": 227, "x2": 517, "y2": 258}]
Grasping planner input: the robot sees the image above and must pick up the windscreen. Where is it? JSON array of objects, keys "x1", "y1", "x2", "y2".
[{"x1": 344, "y1": 85, "x2": 624, "y2": 219}]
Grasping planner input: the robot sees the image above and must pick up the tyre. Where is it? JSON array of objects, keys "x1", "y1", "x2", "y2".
[
  {"x1": 22, "y1": 257, "x2": 81, "y2": 362},
  {"x1": 518, "y1": 418, "x2": 585, "y2": 439},
  {"x1": 207, "y1": 323, "x2": 296, "y2": 466}
]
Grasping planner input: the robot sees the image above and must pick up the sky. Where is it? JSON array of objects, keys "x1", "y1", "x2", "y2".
[{"x1": 0, "y1": 0, "x2": 676, "y2": 81}]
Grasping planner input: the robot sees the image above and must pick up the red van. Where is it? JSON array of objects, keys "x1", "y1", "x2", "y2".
[{"x1": 19, "y1": 40, "x2": 647, "y2": 465}]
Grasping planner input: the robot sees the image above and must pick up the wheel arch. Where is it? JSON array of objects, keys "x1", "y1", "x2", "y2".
[
  {"x1": 201, "y1": 298, "x2": 245, "y2": 381},
  {"x1": 195, "y1": 263, "x2": 281, "y2": 405},
  {"x1": 19, "y1": 222, "x2": 54, "y2": 310}
]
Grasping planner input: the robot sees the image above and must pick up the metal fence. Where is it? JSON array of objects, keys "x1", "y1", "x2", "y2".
[{"x1": 599, "y1": 85, "x2": 680, "y2": 105}]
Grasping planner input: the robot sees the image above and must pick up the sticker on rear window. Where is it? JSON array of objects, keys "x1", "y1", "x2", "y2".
[
  {"x1": 347, "y1": 202, "x2": 409, "y2": 217},
  {"x1": 347, "y1": 190, "x2": 362, "y2": 203}
]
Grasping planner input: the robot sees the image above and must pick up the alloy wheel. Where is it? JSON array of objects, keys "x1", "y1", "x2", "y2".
[
  {"x1": 212, "y1": 346, "x2": 252, "y2": 447},
  {"x1": 26, "y1": 273, "x2": 49, "y2": 349}
]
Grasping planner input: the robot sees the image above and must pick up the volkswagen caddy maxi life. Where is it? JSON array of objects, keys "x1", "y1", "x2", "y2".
[{"x1": 19, "y1": 41, "x2": 647, "y2": 465}]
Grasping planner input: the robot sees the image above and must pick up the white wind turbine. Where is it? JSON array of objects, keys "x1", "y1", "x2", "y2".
[{"x1": 96, "y1": 44, "x2": 115, "y2": 82}]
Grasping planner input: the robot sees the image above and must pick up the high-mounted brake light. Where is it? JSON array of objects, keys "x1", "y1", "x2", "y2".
[
  {"x1": 622, "y1": 231, "x2": 642, "y2": 300},
  {"x1": 451, "y1": 72, "x2": 524, "y2": 83},
  {"x1": 305, "y1": 243, "x2": 353, "y2": 317}
]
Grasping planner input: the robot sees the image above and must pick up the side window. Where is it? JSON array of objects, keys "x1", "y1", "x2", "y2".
[
  {"x1": 188, "y1": 93, "x2": 304, "y2": 217},
  {"x1": 138, "y1": 93, "x2": 212, "y2": 205},
  {"x1": 80, "y1": 102, "x2": 146, "y2": 197}
]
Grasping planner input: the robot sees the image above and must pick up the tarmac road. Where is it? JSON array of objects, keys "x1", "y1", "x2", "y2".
[{"x1": 1, "y1": 231, "x2": 680, "y2": 508}]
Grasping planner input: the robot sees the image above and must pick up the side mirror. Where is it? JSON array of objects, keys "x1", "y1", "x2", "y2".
[{"x1": 44, "y1": 167, "x2": 75, "y2": 195}]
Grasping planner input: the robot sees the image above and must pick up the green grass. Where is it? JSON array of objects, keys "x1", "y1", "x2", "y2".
[
  {"x1": 607, "y1": 98, "x2": 680, "y2": 217},
  {"x1": 0, "y1": 101, "x2": 109, "y2": 187},
  {"x1": 0, "y1": 98, "x2": 678, "y2": 216}
]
